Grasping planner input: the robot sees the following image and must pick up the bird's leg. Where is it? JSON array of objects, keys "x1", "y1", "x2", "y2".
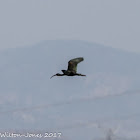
[
  {"x1": 76, "y1": 73, "x2": 86, "y2": 76},
  {"x1": 79, "y1": 74, "x2": 86, "y2": 76}
]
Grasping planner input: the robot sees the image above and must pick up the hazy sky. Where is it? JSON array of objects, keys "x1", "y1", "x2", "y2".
[{"x1": 0, "y1": 0, "x2": 140, "y2": 52}]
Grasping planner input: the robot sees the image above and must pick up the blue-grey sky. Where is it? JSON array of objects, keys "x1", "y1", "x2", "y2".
[{"x1": 0, "y1": 0, "x2": 140, "y2": 52}]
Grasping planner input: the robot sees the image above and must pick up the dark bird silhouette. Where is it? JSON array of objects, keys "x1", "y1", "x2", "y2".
[{"x1": 50, "y1": 57, "x2": 86, "y2": 79}]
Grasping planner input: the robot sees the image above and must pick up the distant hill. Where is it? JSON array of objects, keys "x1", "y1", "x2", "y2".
[{"x1": 0, "y1": 40, "x2": 140, "y2": 140}]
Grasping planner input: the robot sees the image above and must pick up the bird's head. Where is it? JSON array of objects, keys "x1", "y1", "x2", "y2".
[
  {"x1": 50, "y1": 73, "x2": 64, "y2": 79},
  {"x1": 56, "y1": 73, "x2": 63, "y2": 76}
]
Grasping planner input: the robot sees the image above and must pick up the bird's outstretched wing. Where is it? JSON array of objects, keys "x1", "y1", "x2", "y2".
[{"x1": 67, "y1": 57, "x2": 84, "y2": 72}]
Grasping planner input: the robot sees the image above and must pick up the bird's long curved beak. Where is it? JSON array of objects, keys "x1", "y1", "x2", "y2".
[{"x1": 50, "y1": 74, "x2": 56, "y2": 79}]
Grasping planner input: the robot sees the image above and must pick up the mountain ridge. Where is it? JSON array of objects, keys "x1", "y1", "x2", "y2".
[{"x1": 0, "y1": 40, "x2": 139, "y2": 140}]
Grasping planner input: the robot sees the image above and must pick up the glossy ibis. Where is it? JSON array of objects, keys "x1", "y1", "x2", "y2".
[{"x1": 50, "y1": 57, "x2": 86, "y2": 79}]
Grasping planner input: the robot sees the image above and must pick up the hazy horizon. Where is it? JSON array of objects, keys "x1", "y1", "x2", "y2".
[{"x1": 0, "y1": 0, "x2": 140, "y2": 139}]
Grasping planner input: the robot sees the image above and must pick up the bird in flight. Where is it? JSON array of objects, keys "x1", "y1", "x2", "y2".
[{"x1": 50, "y1": 57, "x2": 86, "y2": 79}]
